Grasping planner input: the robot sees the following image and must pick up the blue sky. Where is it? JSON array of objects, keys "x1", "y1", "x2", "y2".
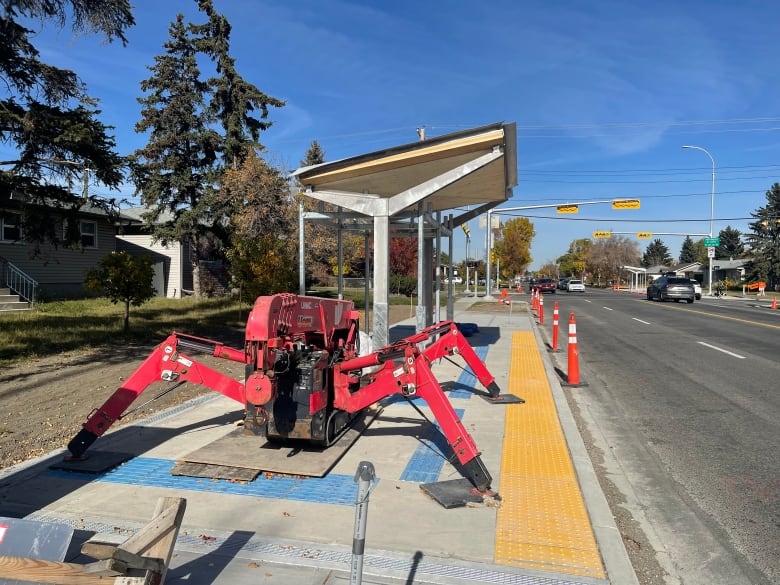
[{"x1": 14, "y1": 0, "x2": 780, "y2": 270}]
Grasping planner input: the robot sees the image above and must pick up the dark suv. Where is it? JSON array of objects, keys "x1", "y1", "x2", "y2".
[
  {"x1": 536, "y1": 278, "x2": 557, "y2": 294},
  {"x1": 646, "y1": 276, "x2": 695, "y2": 303}
]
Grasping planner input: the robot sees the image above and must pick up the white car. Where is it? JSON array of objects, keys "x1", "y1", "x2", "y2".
[
  {"x1": 567, "y1": 279, "x2": 585, "y2": 293},
  {"x1": 690, "y1": 280, "x2": 702, "y2": 300}
]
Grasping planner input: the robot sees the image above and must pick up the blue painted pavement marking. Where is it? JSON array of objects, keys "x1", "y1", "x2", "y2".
[
  {"x1": 45, "y1": 457, "x2": 367, "y2": 506},
  {"x1": 400, "y1": 408, "x2": 465, "y2": 483},
  {"x1": 450, "y1": 344, "x2": 489, "y2": 398}
]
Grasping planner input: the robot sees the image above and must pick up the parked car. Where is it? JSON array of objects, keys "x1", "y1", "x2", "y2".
[
  {"x1": 536, "y1": 278, "x2": 557, "y2": 293},
  {"x1": 567, "y1": 279, "x2": 585, "y2": 293},
  {"x1": 690, "y1": 279, "x2": 702, "y2": 300},
  {"x1": 557, "y1": 278, "x2": 569, "y2": 290},
  {"x1": 646, "y1": 276, "x2": 695, "y2": 303}
]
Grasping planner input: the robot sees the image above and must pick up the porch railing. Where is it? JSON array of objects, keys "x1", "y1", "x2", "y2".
[{"x1": 0, "y1": 256, "x2": 38, "y2": 306}]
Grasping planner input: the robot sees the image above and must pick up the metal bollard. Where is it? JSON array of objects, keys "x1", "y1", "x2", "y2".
[{"x1": 351, "y1": 461, "x2": 376, "y2": 585}]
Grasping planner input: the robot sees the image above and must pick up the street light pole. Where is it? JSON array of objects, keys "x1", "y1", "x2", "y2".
[{"x1": 682, "y1": 145, "x2": 716, "y2": 296}]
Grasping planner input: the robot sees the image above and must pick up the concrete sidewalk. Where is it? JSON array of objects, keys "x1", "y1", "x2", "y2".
[{"x1": 0, "y1": 294, "x2": 637, "y2": 585}]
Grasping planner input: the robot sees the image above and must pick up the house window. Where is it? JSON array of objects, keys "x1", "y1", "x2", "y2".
[
  {"x1": 63, "y1": 219, "x2": 98, "y2": 248},
  {"x1": 0, "y1": 212, "x2": 22, "y2": 242},
  {"x1": 78, "y1": 220, "x2": 97, "y2": 248}
]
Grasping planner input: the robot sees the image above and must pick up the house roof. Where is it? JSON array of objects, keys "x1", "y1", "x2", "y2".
[
  {"x1": 670, "y1": 262, "x2": 702, "y2": 273},
  {"x1": 710, "y1": 258, "x2": 749, "y2": 269}
]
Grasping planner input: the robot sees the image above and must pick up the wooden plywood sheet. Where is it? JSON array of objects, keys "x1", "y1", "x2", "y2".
[{"x1": 176, "y1": 406, "x2": 381, "y2": 479}]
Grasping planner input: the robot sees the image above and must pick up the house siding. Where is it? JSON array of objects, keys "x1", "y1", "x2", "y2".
[
  {"x1": 0, "y1": 218, "x2": 116, "y2": 299},
  {"x1": 116, "y1": 235, "x2": 184, "y2": 298}
]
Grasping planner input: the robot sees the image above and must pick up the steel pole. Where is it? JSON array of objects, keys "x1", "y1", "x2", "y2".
[
  {"x1": 350, "y1": 461, "x2": 376, "y2": 585},
  {"x1": 682, "y1": 145, "x2": 716, "y2": 296}
]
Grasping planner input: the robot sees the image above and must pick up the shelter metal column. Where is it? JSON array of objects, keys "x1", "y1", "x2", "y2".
[
  {"x1": 447, "y1": 213, "x2": 454, "y2": 321},
  {"x1": 484, "y1": 208, "x2": 495, "y2": 301},
  {"x1": 372, "y1": 214, "x2": 390, "y2": 349},
  {"x1": 416, "y1": 203, "x2": 427, "y2": 333},
  {"x1": 338, "y1": 207, "x2": 344, "y2": 299},
  {"x1": 298, "y1": 201, "x2": 305, "y2": 296}
]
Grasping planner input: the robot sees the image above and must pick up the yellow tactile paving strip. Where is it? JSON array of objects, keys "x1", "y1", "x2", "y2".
[{"x1": 495, "y1": 331, "x2": 605, "y2": 578}]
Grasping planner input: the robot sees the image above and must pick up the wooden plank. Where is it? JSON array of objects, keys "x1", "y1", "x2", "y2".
[
  {"x1": 170, "y1": 461, "x2": 259, "y2": 481},
  {"x1": 178, "y1": 406, "x2": 381, "y2": 478},
  {"x1": 84, "y1": 552, "x2": 164, "y2": 575},
  {"x1": 0, "y1": 555, "x2": 123, "y2": 584},
  {"x1": 81, "y1": 540, "x2": 119, "y2": 560},
  {"x1": 124, "y1": 497, "x2": 186, "y2": 585},
  {"x1": 118, "y1": 499, "x2": 183, "y2": 556}
]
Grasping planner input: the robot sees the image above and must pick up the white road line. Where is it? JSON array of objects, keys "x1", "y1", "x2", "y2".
[
  {"x1": 697, "y1": 341, "x2": 746, "y2": 359},
  {"x1": 602, "y1": 306, "x2": 613, "y2": 311},
  {"x1": 632, "y1": 317, "x2": 651, "y2": 325}
]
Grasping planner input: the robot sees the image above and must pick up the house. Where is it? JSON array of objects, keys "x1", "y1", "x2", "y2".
[
  {"x1": 658, "y1": 262, "x2": 704, "y2": 282},
  {"x1": 116, "y1": 207, "x2": 193, "y2": 299},
  {"x1": 1, "y1": 200, "x2": 135, "y2": 301},
  {"x1": 647, "y1": 259, "x2": 749, "y2": 292},
  {"x1": 709, "y1": 258, "x2": 748, "y2": 285}
]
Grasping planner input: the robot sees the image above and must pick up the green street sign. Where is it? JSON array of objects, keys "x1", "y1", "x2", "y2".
[{"x1": 704, "y1": 237, "x2": 720, "y2": 247}]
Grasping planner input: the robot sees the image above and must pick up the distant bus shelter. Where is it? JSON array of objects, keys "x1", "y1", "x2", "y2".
[
  {"x1": 621, "y1": 266, "x2": 647, "y2": 293},
  {"x1": 292, "y1": 122, "x2": 518, "y2": 348}
]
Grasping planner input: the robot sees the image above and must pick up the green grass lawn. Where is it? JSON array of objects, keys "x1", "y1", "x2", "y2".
[
  {"x1": 0, "y1": 296, "x2": 248, "y2": 368},
  {"x1": 0, "y1": 289, "x2": 419, "y2": 368}
]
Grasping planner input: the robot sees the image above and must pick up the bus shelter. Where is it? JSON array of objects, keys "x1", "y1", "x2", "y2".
[{"x1": 292, "y1": 122, "x2": 517, "y2": 348}]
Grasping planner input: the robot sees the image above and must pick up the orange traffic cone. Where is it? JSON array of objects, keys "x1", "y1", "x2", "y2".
[
  {"x1": 538, "y1": 294, "x2": 545, "y2": 324},
  {"x1": 772, "y1": 296, "x2": 777, "y2": 310},
  {"x1": 551, "y1": 301, "x2": 560, "y2": 351},
  {"x1": 567, "y1": 312, "x2": 580, "y2": 385}
]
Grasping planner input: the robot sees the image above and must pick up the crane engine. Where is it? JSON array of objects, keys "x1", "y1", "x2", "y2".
[{"x1": 66, "y1": 293, "x2": 502, "y2": 492}]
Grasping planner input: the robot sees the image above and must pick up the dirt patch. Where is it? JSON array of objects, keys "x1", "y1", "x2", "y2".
[{"x1": 0, "y1": 304, "x2": 412, "y2": 470}]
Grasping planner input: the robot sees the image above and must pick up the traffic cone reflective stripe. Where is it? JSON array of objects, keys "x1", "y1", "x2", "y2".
[{"x1": 567, "y1": 312, "x2": 580, "y2": 385}]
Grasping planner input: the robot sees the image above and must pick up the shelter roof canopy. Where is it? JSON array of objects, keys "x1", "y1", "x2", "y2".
[{"x1": 292, "y1": 122, "x2": 517, "y2": 216}]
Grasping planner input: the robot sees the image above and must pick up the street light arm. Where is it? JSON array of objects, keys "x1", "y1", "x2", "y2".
[{"x1": 682, "y1": 145, "x2": 716, "y2": 296}]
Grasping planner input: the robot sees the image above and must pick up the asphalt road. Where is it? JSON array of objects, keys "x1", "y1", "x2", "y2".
[{"x1": 538, "y1": 289, "x2": 780, "y2": 585}]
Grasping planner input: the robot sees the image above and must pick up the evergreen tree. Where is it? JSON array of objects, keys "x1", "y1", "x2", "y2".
[
  {"x1": 131, "y1": 2, "x2": 283, "y2": 296},
  {"x1": 679, "y1": 236, "x2": 697, "y2": 263},
  {"x1": 130, "y1": 13, "x2": 220, "y2": 298},
  {"x1": 194, "y1": 0, "x2": 284, "y2": 168},
  {"x1": 0, "y1": 1, "x2": 133, "y2": 249},
  {"x1": 744, "y1": 183, "x2": 780, "y2": 290},
  {"x1": 302, "y1": 140, "x2": 326, "y2": 167},
  {"x1": 716, "y1": 226, "x2": 744, "y2": 259},
  {"x1": 642, "y1": 239, "x2": 673, "y2": 267}
]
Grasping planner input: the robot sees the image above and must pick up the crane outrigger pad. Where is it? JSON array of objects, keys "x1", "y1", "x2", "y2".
[
  {"x1": 173, "y1": 406, "x2": 382, "y2": 480},
  {"x1": 52, "y1": 450, "x2": 134, "y2": 474},
  {"x1": 420, "y1": 478, "x2": 487, "y2": 509},
  {"x1": 479, "y1": 393, "x2": 525, "y2": 404}
]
